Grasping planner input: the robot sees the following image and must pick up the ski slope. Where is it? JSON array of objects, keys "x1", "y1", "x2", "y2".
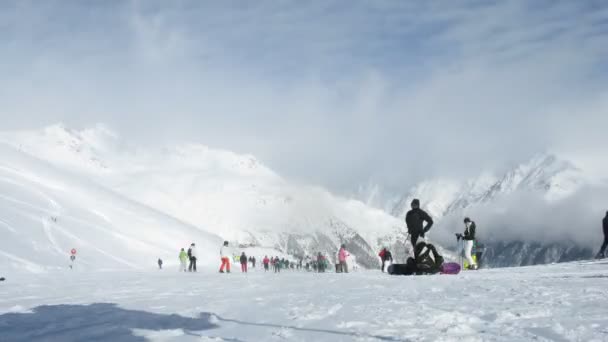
[
  {"x1": 0, "y1": 143, "x2": 222, "y2": 272},
  {"x1": 1, "y1": 261, "x2": 607, "y2": 341}
]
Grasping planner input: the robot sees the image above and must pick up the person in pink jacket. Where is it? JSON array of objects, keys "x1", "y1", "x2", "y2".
[{"x1": 338, "y1": 244, "x2": 350, "y2": 273}]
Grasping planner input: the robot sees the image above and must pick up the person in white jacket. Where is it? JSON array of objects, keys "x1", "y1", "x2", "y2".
[
  {"x1": 188, "y1": 243, "x2": 198, "y2": 272},
  {"x1": 219, "y1": 241, "x2": 231, "y2": 273}
]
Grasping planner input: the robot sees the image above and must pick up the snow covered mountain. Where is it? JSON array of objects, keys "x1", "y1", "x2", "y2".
[
  {"x1": 366, "y1": 154, "x2": 602, "y2": 267},
  {"x1": 0, "y1": 143, "x2": 223, "y2": 273},
  {"x1": 0, "y1": 124, "x2": 411, "y2": 270}
]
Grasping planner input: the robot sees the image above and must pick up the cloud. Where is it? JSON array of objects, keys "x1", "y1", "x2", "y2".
[
  {"x1": 1, "y1": 0, "x2": 607, "y2": 193},
  {"x1": 431, "y1": 185, "x2": 608, "y2": 249}
]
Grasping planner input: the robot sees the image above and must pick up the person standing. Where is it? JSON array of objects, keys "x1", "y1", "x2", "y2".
[
  {"x1": 405, "y1": 199, "x2": 434, "y2": 249},
  {"x1": 252, "y1": 256, "x2": 256, "y2": 268},
  {"x1": 179, "y1": 248, "x2": 188, "y2": 272},
  {"x1": 157, "y1": 258, "x2": 163, "y2": 270},
  {"x1": 220, "y1": 241, "x2": 231, "y2": 273},
  {"x1": 188, "y1": 243, "x2": 198, "y2": 272},
  {"x1": 263, "y1": 255, "x2": 270, "y2": 271},
  {"x1": 462, "y1": 217, "x2": 477, "y2": 270},
  {"x1": 596, "y1": 211, "x2": 608, "y2": 259},
  {"x1": 240, "y1": 252, "x2": 248, "y2": 273},
  {"x1": 338, "y1": 245, "x2": 350, "y2": 273}
]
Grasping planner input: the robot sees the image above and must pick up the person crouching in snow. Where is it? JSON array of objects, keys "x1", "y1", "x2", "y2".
[
  {"x1": 462, "y1": 217, "x2": 478, "y2": 270},
  {"x1": 379, "y1": 247, "x2": 393, "y2": 272},
  {"x1": 220, "y1": 241, "x2": 231, "y2": 273},
  {"x1": 338, "y1": 244, "x2": 350, "y2": 273},
  {"x1": 179, "y1": 248, "x2": 188, "y2": 272},
  {"x1": 240, "y1": 252, "x2": 248, "y2": 273}
]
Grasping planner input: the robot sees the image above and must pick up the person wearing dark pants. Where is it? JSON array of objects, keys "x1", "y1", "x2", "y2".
[
  {"x1": 596, "y1": 211, "x2": 608, "y2": 259},
  {"x1": 188, "y1": 243, "x2": 197, "y2": 272},
  {"x1": 405, "y1": 199, "x2": 434, "y2": 253}
]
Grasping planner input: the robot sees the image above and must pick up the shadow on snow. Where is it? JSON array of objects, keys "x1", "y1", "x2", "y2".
[
  {"x1": 0, "y1": 303, "x2": 218, "y2": 342},
  {"x1": 0, "y1": 303, "x2": 406, "y2": 341}
]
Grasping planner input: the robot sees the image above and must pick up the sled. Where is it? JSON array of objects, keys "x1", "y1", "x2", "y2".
[{"x1": 440, "y1": 262, "x2": 461, "y2": 275}]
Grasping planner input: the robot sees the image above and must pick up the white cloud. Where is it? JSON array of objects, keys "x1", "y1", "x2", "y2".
[{"x1": 1, "y1": 0, "x2": 607, "y2": 192}]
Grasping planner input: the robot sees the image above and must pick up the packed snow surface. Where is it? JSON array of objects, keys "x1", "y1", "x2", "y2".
[{"x1": 1, "y1": 260, "x2": 607, "y2": 341}]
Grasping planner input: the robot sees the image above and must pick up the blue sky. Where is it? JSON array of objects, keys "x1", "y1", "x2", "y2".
[{"x1": 2, "y1": 0, "x2": 608, "y2": 192}]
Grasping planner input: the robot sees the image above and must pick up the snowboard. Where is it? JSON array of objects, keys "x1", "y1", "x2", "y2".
[
  {"x1": 387, "y1": 263, "x2": 413, "y2": 275},
  {"x1": 440, "y1": 262, "x2": 461, "y2": 275}
]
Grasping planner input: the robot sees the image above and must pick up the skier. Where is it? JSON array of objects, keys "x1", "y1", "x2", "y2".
[
  {"x1": 240, "y1": 252, "x2": 248, "y2": 273},
  {"x1": 188, "y1": 243, "x2": 198, "y2": 272},
  {"x1": 461, "y1": 217, "x2": 478, "y2": 269},
  {"x1": 317, "y1": 253, "x2": 326, "y2": 273},
  {"x1": 405, "y1": 199, "x2": 434, "y2": 248},
  {"x1": 220, "y1": 241, "x2": 231, "y2": 273},
  {"x1": 157, "y1": 258, "x2": 163, "y2": 270},
  {"x1": 379, "y1": 247, "x2": 393, "y2": 272},
  {"x1": 596, "y1": 211, "x2": 608, "y2": 259},
  {"x1": 338, "y1": 244, "x2": 350, "y2": 273},
  {"x1": 263, "y1": 255, "x2": 270, "y2": 271},
  {"x1": 179, "y1": 248, "x2": 188, "y2": 272},
  {"x1": 252, "y1": 256, "x2": 256, "y2": 268},
  {"x1": 274, "y1": 256, "x2": 281, "y2": 273}
]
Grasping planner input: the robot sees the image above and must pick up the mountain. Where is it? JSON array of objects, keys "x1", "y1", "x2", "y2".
[
  {"x1": 376, "y1": 154, "x2": 600, "y2": 267},
  {"x1": 0, "y1": 124, "x2": 410, "y2": 269},
  {"x1": 0, "y1": 143, "x2": 222, "y2": 273}
]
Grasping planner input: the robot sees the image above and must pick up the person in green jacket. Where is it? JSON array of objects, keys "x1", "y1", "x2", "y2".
[{"x1": 179, "y1": 248, "x2": 188, "y2": 272}]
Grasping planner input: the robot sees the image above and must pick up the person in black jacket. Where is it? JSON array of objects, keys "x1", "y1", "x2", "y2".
[
  {"x1": 596, "y1": 211, "x2": 608, "y2": 259},
  {"x1": 405, "y1": 199, "x2": 434, "y2": 250},
  {"x1": 462, "y1": 217, "x2": 477, "y2": 269},
  {"x1": 240, "y1": 252, "x2": 248, "y2": 273}
]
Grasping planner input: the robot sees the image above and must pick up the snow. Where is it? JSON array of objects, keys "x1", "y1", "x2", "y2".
[
  {"x1": 0, "y1": 124, "x2": 405, "y2": 267},
  {"x1": 0, "y1": 143, "x2": 222, "y2": 272},
  {"x1": 1, "y1": 261, "x2": 608, "y2": 341}
]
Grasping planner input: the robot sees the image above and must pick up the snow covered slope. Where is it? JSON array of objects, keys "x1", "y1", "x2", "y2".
[
  {"x1": 0, "y1": 124, "x2": 408, "y2": 269},
  {"x1": 0, "y1": 143, "x2": 222, "y2": 273},
  {"x1": 1, "y1": 260, "x2": 607, "y2": 341}
]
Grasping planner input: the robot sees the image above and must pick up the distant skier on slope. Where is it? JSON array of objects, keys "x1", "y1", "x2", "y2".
[
  {"x1": 405, "y1": 199, "x2": 434, "y2": 248},
  {"x1": 596, "y1": 211, "x2": 608, "y2": 259},
  {"x1": 188, "y1": 243, "x2": 197, "y2": 272},
  {"x1": 240, "y1": 252, "x2": 248, "y2": 273},
  {"x1": 379, "y1": 247, "x2": 393, "y2": 272},
  {"x1": 462, "y1": 217, "x2": 478, "y2": 270},
  {"x1": 157, "y1": 258, "x2": 163, "y2": 270},
  {"x1": 338, "y1": 245, "x2": 350, "y2": 273},
  {"x1": 179, "y1": 248, "x2": 188, "y2": 272},
  {"x1": 219, "y1": 241, "x2": 231, "y2": 273},
  {"x1": 252, "y1": 256, "x2": 256, "y2": 268}
]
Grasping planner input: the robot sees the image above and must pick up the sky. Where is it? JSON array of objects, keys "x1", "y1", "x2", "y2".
[{"x1": 2, "y1": 0, "x2": 608, "y2": 194}]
